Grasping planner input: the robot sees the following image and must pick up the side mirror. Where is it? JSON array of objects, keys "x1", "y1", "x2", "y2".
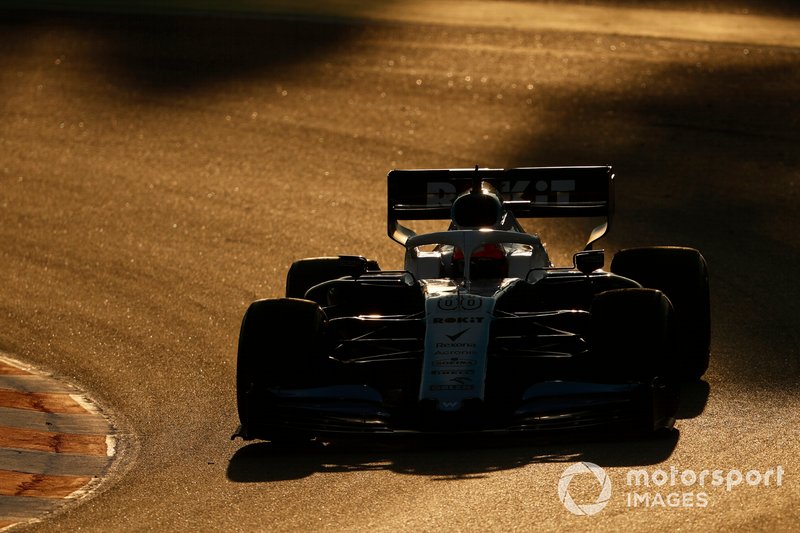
[{"x1": 574, "y1": 250, "x2": 604, "y2": 275}]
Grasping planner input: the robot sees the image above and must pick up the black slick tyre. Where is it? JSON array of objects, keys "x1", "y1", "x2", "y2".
[
  {"x1": 285, "y1": 256, "x2": 380, "y2": 298},
  {"x1": 611, "y1": 247, "x2": 710, "y2": 380},
  {"x1": 236, "y1": 298, "x2": 326, "y2": 429},
  {"x1": 590, "y1": 288, "x2": 675, "y2": 380}
]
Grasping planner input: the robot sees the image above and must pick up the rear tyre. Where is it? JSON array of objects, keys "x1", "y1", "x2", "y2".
[
  {"x1": 611, "y1": 247, "x2": 710, "y2": 380},
  {"x1": 286, "y1": 256, "x2": 380, "y2": 298},
  {"x1": 236, "y1": 298, "x2": 326, "y2": 432}
]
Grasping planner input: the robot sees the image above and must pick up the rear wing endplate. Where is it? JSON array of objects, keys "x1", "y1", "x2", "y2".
[{"x1": 387, "y1": 166, "x2": 614, "y2": 248}]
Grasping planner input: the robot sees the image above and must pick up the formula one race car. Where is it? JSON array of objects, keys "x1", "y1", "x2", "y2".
[{"x1": 233, "y1": 166, "x2": 710, "y2": 441}]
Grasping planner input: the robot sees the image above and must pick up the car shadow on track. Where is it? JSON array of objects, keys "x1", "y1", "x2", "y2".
[
  {"x1": 226, "y1": 379, "x2": 710, "y2": 483},
  {"x1": 227, "y1": 380, "x2": 710, "y2": 483},
  {"x1": 227, "y1": 430, "x2": 680, "y2": 483}
]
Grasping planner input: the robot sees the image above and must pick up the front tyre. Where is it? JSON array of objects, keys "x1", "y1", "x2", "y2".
[
  {"x1": 590, "y1": 288, "x2": 675, "y2": 379},
  {"x1": 611, "y1": 247, "x2": 710, "y2": 380},
  {"x1": 590, "y1": 288, "x2": 678, "y2": 431},
  {"x1": 236, "y1": 298, "x2": 326, "y2": 432}
]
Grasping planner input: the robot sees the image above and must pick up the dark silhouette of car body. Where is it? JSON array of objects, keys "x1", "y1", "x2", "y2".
[{"x1": 234, "y1": 166, "x2": 710, "y2": 442}]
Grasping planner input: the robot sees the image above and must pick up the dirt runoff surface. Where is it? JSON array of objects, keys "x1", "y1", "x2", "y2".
[{"x1": 1, "y1": 1, "x2": 800, "y2": 531}]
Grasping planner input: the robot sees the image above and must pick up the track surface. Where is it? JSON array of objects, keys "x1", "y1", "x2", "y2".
[{"x1": 1, "y1": 2, "x2": 800, "y2": 530}]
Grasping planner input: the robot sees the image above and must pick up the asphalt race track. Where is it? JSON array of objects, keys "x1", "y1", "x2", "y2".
[{"x1": 1, "y1": 1, "x2": 800, "y2": 530}]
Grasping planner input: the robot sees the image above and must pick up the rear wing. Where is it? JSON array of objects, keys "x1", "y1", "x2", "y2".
[{"x1": 387, "y1": 166, "x2": 614, "y2": 248}]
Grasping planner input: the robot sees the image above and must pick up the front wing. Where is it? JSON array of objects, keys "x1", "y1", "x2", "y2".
[{"x1": 234, "y1": 379, "x2": 677, "y2": 440}]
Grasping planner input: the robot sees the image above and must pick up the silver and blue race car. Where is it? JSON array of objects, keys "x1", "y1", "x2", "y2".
[{"x1": 233, "y1": 166, "x2": 710, "y2": 441}]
